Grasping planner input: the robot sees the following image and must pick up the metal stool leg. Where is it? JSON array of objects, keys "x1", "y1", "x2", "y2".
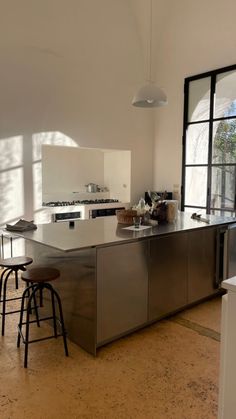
[
  {"x1": 0, "y1": 268, "x2": 8, "y2": 302},
  {"x1": 25, "y1": 281, "x2": 31, "y2": 313},
  {"x1": 10, "y1": 237, "x2": 13, "y2": 258},
  {"x1": 39, "y1": 287, "x2": 43, "y2": 307},
  {"x1": 1, "y1": 269, "x2": 13, "y2": 336},
  {"x1": 1, "y1": 234, "x2": 4, "y2": 259},
  {"x1": 50, "y1": 285, "x2": 58, "y2": 338},
  {"x1": 24, "y1": 282, "x2": 40, "y2": 326},
  {"x1": 31, "y1": 284, "x2": 40, "y2": 327},
  {"x1": 17, "y1": 286, "x2": 31, "y2": 347},
  {"x1": 24, "y1": 286, "x2": 39, "y2": 368},
  {"x1": 15, "y1": 269, "x2": 18, "y2": 290},
  {"x1": 50, "y1": 285, "x2": 69, "y2": 356},
  {"x1": 24, "y1": 298, "x2": 31, "y2": 368}
]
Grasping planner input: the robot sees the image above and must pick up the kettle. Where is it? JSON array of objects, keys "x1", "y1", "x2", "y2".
[{"x1": 85, "y1": 183, "x2": 99, "y2": 193}]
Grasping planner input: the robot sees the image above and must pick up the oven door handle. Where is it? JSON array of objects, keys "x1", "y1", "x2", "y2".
[{"x1": 52, "y1": 212, "x2": 82, "y2": 222}]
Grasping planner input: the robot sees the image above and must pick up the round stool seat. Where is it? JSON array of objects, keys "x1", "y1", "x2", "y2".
[
  {"x1": 21, "y1": 267, "x2": 60, "y2": 283},
  {"x1": 0, "y1": 256, "x2": 33, "y2": 269}
]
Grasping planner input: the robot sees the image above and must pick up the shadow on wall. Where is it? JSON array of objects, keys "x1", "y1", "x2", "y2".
[{"x1": 0, "y1": 131, "x2": 78, "y2": 229}]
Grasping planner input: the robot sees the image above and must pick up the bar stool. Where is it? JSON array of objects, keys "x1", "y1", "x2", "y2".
[
  {"x1": 0, "y1": 256, "x2": 33, "y2": 336},
  {"x1": 17, "y1": 267, "x2": 69, "y2": 368}
]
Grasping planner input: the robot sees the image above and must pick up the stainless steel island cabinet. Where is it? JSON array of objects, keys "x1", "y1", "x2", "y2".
[{"x1": 14, "y1": 213, "x2": 236, "y2": 355}]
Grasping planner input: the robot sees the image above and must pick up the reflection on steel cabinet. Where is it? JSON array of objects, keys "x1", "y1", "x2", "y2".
[
  {"x1": 188, "y1": 228, "x2": 217, "y2": 302},
  {"x1": 96, "y1": 241, "x2": 148, "y2": 344},
  {"x1": 148, "y1": 233, "x2": 188, "y2": 321}
]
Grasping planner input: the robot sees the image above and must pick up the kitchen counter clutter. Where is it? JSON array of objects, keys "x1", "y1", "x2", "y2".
[
  {"x1": 13, "y1": 212, "x2": 236, "y2": 252},
  {"x1": 12, "y1": 212, "x2": 236, "y2": 356}
]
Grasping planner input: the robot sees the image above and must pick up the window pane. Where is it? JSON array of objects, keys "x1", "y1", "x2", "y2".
[
  {"x1": 214, "y1": 70, "x2": 236, "y2": 118},
  {"x1": 185, "y1": 167, "x2": 208, "y2": 207},
  {"x1": 1, "y1": 237, "x2": 25, "y2": 258},
  {"x1": 34, "y1": 209, "x2": 52, "y2": 224},
  {"x1": 211, "y1": 166, "x2": 235, "y2": 210},
  {"x1": 33, "y1": 162, "x2": 42, "y2": 211},
  {"x1": 212, "y1": 119, "x2": 236, "y2": 164},
  {"x1": 184, "y1": 207, "x2": 206, "y2": 214},
  {"x1": 186, "y1": 123, "x2": 209, "y2": 164},
  {"x1": 210, "y1": 209, "x2": 234, "y2": 217},
  {"x1": 0, "y1": 168, "x2": 24, "y2": 225},
  {"x1": 33, "y1": 131, "x2": 77, "y2": 161},
  {"x1": 188, "y1": 77, "x2": 211, "y2": 122},
  {"x1": 0, "y1": 136, "x2": 23, "y2": 170}
]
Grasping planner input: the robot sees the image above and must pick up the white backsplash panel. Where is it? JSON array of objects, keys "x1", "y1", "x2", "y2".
[{"x1": 42, "y1": 145, "x2": 131, "y2": 204}]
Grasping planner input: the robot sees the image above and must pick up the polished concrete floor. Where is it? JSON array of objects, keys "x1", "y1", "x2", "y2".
[{"x1": 0, "y1": 279, "x2": 221, "y2": 419}]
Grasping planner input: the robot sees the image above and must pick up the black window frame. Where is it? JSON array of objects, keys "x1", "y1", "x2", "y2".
[{"x1": 181, "y1": 63, "x2": 236, "y2": 214}]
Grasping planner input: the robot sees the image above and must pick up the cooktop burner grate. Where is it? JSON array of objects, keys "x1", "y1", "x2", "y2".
[{"x1": 43, "y1": 199, "x2": 120, "y2": 207}]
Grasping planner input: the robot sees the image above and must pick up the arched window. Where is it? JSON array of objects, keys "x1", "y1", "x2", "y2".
[{"x1": 182, "y1": 64, "x2": 236, "y2": 216}]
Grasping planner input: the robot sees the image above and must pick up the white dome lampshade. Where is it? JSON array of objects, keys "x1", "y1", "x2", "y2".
[{"x1": 132, "y1": 83, "x2": 167, "y2": 108}]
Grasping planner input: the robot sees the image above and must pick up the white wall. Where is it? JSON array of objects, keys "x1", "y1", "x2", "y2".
[
  {"x1": 42, "y1": 145, "x2": 105, "y2": 195},
  {"x1": 153, "y1": 0, "x2": 236, "y2": 201},
  {"x1": 42, "y1": 145, "x2": 131, "y2": 203},
  {"x1": 0, "y1": 0, "x2": 154, "y2": 230},
  {"x1": 104, "y1": 150, "x2": 131, "y2": 202}
]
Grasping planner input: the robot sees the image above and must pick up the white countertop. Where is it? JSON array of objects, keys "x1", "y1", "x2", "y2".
[
  {"x1": 10, "y1": 212, "x2": 236, "y2": 252},
  {"x1": 222, "y1": 277, "x2": 236, "y2": 292}
]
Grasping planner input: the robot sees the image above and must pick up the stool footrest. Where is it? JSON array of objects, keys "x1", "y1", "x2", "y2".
[
  {"x1": 17, "y1": 314, "x2": 67, "y2": 345},
  {"x1": 18, "y1": 329, "x2": 64, "y2": 345},
  {"x1": 1, "y1": 305, "x2": 39, "y2": 316},
  {"x1": 0, "y1": 296, "x2": 23, "y2": 303},
  {"x1": 20, "y1": 315, "x2": 60, "y2": 325}
]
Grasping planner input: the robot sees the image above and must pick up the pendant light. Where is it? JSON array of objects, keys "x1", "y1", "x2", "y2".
[{"x1": 132, "y1": 0, "x2": 167, "y2": 108}]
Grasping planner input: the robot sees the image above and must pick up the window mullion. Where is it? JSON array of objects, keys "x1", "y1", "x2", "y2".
[
  {"x1": 206, "y1": 74, "x2": 216, "y2": 214},
  {"x1": 181, "y1": 80, "x2": 189, "y2": 211}
]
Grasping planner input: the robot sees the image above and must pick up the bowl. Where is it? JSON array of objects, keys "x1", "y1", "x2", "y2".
[{"x1": 116, "y1": 209, "x2": 137, "y2": 225}]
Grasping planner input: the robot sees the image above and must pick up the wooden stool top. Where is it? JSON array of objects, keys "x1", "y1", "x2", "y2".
[
  {"x1": 21, "y1": 267, "x2": 60, "y2": 283},
  {"x1": 0, "y1": 256, "x2": 33, "y2": 269}
]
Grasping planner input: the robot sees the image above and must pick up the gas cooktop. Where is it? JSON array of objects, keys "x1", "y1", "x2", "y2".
[{"x1": 43, "y1": 199, "x2": 120, "y2": 207}]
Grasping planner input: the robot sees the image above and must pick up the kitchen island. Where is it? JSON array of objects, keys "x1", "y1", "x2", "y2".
[{"x1": 14, "y1": 212, "x2": 236, "y2": 355}]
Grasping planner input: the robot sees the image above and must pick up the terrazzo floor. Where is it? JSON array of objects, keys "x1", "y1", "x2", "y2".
[{"x1": 0, "y1": 281, "x2": 222, "y2": 419}]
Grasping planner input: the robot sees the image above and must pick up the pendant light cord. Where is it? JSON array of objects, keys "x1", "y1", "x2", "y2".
[{"x1": 148, "y1": 0, "x2": 152, "y2": 83}]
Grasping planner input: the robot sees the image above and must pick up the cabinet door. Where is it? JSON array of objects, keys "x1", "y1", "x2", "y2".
[
  {"x1": 149, "y1": 233, "x2": 188, "y2": 321},
  {"x1": 97, "y1": 241, "x2": 148, "y2": 344},
  {"x1": 187, "y1": 228, "x2": 217, "y2": 303}
]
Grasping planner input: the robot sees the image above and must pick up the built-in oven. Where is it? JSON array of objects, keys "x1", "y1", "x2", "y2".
[
  {"x1": 89, "y1": 207, "x2": 125, "y2": 218},
  {"x1": 52, "y1": 211, "x2": 82, "y2": 222},
  {"x1": 47, "y1": 200, "x2": 128, "y2": 222}
]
